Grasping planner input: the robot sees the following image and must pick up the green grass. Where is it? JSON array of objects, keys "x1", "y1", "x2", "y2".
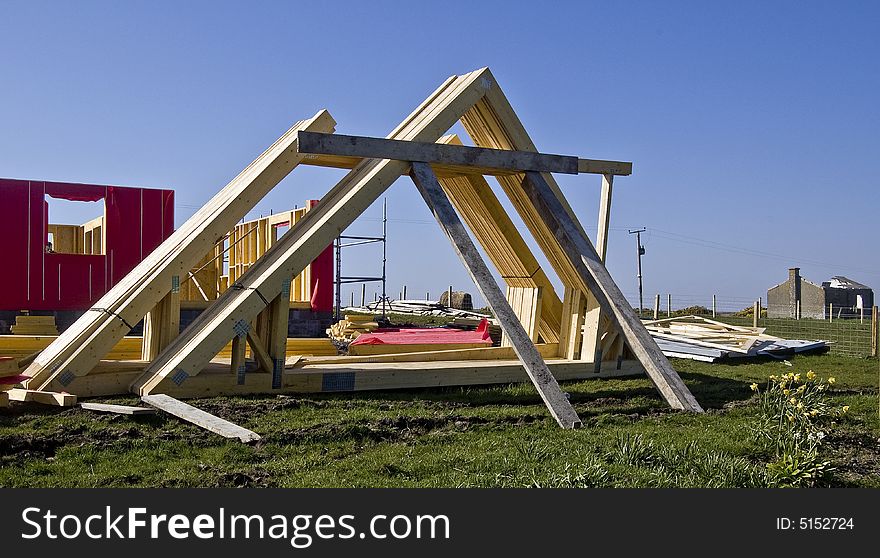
[{"x1": 1, "y1": 355, "x2": 877, "y2": 487}]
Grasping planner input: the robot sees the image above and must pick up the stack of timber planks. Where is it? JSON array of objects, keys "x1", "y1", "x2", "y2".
[
  {"x1": 11, "y1": 315, "x2": 58, "y2": 336},
  {"x1": 643, "y1": 315, "x2": 828, "y2": 362},
  {"x1": 326, "y1": 314, "x2": 379, "y2": 343}
]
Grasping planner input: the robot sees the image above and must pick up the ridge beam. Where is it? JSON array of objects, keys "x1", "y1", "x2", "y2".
[{"x1": 298, "y1": 131, "x2": 624, "y2": 176}]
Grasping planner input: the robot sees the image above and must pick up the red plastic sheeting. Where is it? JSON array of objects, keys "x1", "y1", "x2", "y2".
[
  {"x1": 349, "y1": 320, "x2": 492, "y2": 346},
  {"x1": 0, "y1": 178, "x2": 174, "y2": 311}
]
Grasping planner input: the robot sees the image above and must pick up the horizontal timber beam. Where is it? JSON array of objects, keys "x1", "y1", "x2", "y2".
[{"x1": 298, "y1": 131, "x2": 629, "y2": 176}]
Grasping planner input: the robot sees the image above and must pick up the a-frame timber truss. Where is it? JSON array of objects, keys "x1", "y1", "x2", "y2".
[{"x1": 22, "y1": 68, "x2": 702, "y2": 428}]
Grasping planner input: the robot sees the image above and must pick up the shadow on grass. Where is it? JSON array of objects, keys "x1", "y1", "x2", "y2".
[{"x1": 243, "y1": 370, "x2": 757, "y2": 413}]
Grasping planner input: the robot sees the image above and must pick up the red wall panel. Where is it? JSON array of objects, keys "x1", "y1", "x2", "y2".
[
  {"x1": 0, "y1": 178, "x2": 173, "y2": 311},
  {"x1": 0, "y1": 180, "x2": 31, "y2": 310}
]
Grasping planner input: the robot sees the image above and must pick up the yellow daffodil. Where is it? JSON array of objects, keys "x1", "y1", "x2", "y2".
[
  {"x1": 789, "y1": 397, "x2": 797, "y2": 405},
  {"x1": 750, "y1": 383, "x2": 758, "y2": 392},
  {"x1": 828, "y1": 377, "x2": 836, "y2": 385},
  {"x1": 783, "y1": 389, "x2": 790, "y2": 395},
  {"x1": 794, "y1": 374, "x2": 801, "y2": 382},
  {"x1": 806, "y1": 371, "x2": 816, "y2": 380},
  {"x1": 842, "y1": 406, "x2": 849, "y2": 414}
]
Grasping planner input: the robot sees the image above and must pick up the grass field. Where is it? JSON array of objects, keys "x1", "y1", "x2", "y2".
[{"x1": 1, "y1": 354, "x2": 877, "y2": 487}]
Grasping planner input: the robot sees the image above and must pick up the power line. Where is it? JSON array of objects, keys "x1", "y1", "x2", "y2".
[{"x1": 611, "y1": 226, "x2": 880, "y2": 277}]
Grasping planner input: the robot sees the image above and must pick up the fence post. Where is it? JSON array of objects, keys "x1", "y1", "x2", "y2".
[
  {"x1": 796, "y1": 300, "x2": 801, "y2": 320},
  {"x1": 712, "y1": 294, "x2": 716, "y2": 318},
  {"x1": 402, "y1": 285, "x2": 407, "y2": 300},
  {"x1": 653, "y1": 294, "x2": 660, "y2": 320},
  {"x1": 361, "y1": 284, "x2": 366, "y2": 306},
  {"x1": 753, "y1": 300, "x2": 759, "y2": 328},
  {"x1": 667, "y1": 294, "x2": 672, "y2": 317},
  {"x1": 872, "y1": 305, "x2": 878, "y2": 358},
  {"x1": 829, "y1": 302, "x2": 833, "y2": 323}
]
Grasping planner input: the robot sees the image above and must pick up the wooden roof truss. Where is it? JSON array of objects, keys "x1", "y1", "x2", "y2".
[{"x1": 22, "y1": 68, "x2": 702, "y2": 428}]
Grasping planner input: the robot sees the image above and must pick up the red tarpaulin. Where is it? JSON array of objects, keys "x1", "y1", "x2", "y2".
[{"x1": 349, "y1": 320, "x2": 492, "y2": 346}]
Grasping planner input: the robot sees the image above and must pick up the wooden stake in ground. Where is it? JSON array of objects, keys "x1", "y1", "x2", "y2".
[
  {"x1": 410, "y1": 162, "x2": 581, "y2": 429},
  {"x1": 519, "y1": 171, "x2": 702, "y2": 413}
]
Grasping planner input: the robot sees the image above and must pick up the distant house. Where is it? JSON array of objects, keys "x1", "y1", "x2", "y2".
[{"x1": 767, "y1": 268, "x2": 874, "y2": 319}]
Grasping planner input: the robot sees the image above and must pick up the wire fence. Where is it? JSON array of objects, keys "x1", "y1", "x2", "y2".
[{"x1": 625, "y1": 292, "x2": 878, "y2": 358}]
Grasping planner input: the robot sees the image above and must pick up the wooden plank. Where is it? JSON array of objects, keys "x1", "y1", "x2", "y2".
[
  {"x1": 24, "y1": 109, "x2": 337, "y2": 391},
  {"x1": 577, "y1": 159, "x2": 632, "y2": 176},
  {"x1": 519, "y1": 171, "x2": 703, "y2": 412},
  {"x1": 80, "y1": 402, "x2": 157, "y2": 415},
  {"x1": 410, "y1": 161, "x2": 581, "y2": 429},
  {"x1": 6, "y1": 388, "x2": 77, "y2": 407},
  {"x1": 297, "y1": 131, "x2": 579, "y2": 175},
  {"x1": 141, "y1": 394, "x2": 260, "y2": 443},
  {"x1": 133, "y1": 68, "x2": 495, "y2": 396}
]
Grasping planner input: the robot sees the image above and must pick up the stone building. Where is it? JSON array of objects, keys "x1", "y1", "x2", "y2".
[{"x1": 767, "y1": 268, "x2": 874, "y2": 319}]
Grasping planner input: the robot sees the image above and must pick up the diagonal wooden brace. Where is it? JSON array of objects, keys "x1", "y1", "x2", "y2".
[
  {"x1": 410, "y1": 162, "x2": 582, "y2": 429},
  {"x1": 520, "y1": 171, "x2": 703, "y2": 413}
]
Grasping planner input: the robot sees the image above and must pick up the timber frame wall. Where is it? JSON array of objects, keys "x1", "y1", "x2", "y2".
[
  {"x1": 181, "y1": 200, "x2": 333, "y2": 312},
  {"x1": 21, "y1": 68, "x2": 703, "y2": 427}
]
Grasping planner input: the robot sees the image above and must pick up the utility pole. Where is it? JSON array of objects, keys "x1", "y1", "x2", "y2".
[{"x1": 628, "y1": 228, "x2": 646, "y2": 317}]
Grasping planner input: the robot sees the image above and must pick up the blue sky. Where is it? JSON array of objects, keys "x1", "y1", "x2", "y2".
[{"x1": 2, "y1": 1, "x2": 878, "y2": 310}]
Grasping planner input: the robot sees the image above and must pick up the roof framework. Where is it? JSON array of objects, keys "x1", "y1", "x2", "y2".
[{"x1": 23, "y1": 68, "x2": 702, "y2": 427}]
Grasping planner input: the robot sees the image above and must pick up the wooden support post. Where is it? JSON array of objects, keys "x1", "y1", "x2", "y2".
[
  {"x1": 871, "y1": 306, "x2": 877, "y2": 358},
  {"x1": 753, "y1": 300, "x2": 759, "y2": 328},
  {"x1": 448, "y1": 285, "x2": 453, "y2": 307},
  {"x1": 230, "y1": 333, "x2": 247, "y2": 385},
  {"x1": 712, "y1": 295, "x2": 717, "y2": 318},
  {"x1": 519, "y1": 171, "x2": 702, "y2": 412},
  {"x1": 410, "y1": 161, "x2": 581, "y2": 428},
  {"x1": 596, "y1": 175, "x2": 614, "y2": 262},
  {"x1": 402, "y1": 285, "x2": 407, "y2": 300},
  {"x1": 559, "y1": 287, "x2": 587, "y2": 359},
  {"x1": 829, "y1": 302, "x2": 833, "y2": 323},
  {"x1": 267, "y1": 280, "x2": 290, "y2": 389},
  {"x1": 654, "y1": 294, "x2": 660, "y2": 320},
  {"x1": 667, "y1": 294, "x2": 672, "y2": 317},
  {"x1": 361, "y1": 284, "x2": 366, "y2": 306},
  {"x1": 581, "y1": 173, "x2": 614, "y2": 369},
  {"x1": 797, "y1": 300, "x2": 801, "y2": 320},
  {"x1": 141, "y1": 276, "x2": 181, "y2": 361}
]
